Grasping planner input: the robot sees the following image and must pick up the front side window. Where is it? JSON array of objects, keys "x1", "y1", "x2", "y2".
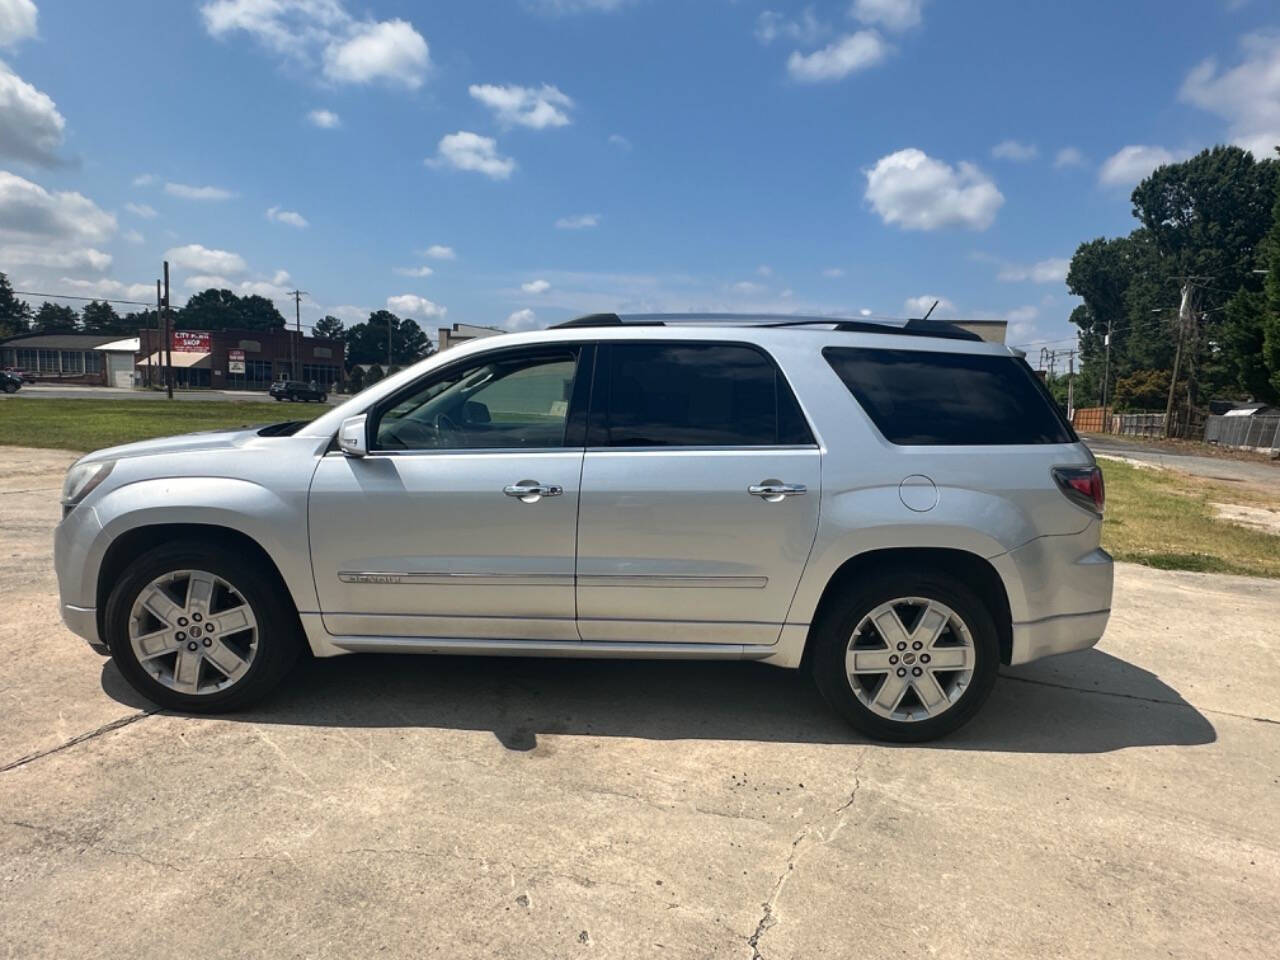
[
  {"x1": 374, "y1": 349, "x2": 579, "y2": 451},
  {"x1": 824, "y1": 347, "x2": 1075, "y2": 445},
  {"x1": 596, "y1": 342, "x2": 812, "y2": 447}
]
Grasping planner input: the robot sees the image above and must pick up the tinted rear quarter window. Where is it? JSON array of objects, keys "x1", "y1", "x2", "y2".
[
  {"x1": 823, "y1": 347, "x2": 1074, "y2": 445},
  {"x1": 597, "y1": 342, "x2": 813, "y2": 447}
]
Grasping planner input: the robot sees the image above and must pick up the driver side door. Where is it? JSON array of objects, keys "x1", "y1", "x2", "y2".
[{"x1": 308, "y1": 344, "x2": 590, "y2": 642}]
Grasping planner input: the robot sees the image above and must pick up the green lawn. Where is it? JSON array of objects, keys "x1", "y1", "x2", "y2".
[
  {"x1": 1101, "y1": 458, "x2": 1280, "y2": 579},
  {"x1": 0, "y1": 398, "x2": 310, "y2": 453}
]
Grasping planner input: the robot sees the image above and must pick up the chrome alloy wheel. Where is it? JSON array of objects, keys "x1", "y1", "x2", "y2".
[
  {"x1": 128, "y1": 570, "x2": 259, "y2": 695},
  {"x1": 845, "y1": 597, "x2": 976, "y2": 723}
]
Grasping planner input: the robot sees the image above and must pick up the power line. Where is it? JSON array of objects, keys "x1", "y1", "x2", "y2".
[{"x1": 12, "y1": 289, "x2": 154, "y2": 307}]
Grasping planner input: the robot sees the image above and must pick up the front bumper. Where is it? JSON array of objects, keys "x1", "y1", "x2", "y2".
[
  {"x1": 61, "y1": 601, "x2": 106, "y2": 651},
  {"x1": 54, "y1": 503, "x2": 107, "y2": 650}
]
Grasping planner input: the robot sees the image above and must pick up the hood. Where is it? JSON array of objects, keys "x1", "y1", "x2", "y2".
[{"x1": 77, "y1": 426, "x2": 266, "y2": 465}]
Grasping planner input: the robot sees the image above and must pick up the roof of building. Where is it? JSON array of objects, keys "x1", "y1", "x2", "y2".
[
  {"x1": 94, "y1": 337, "x2": 140, "y2": 352},
  {"x1": 0, "y1": 332, "x2": 121, "y2": 349}
]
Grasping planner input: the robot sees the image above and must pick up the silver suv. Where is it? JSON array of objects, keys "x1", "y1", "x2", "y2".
[{"x1": 54, "y1": 315, "x2": 1112, "y2": 741}]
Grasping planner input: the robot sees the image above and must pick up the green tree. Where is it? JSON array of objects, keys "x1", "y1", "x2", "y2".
[
  {"x1": 0, "y1": 272, "x2": 32, "y2": 339},
  {"x1": 80, "y1": 300, "x2": 123, "y2": 335},
  {"x1": 347, "y1": 365, "x2": 365, "y2": 393},
  {"x1": 178, "y1": 289, "x2": 285, "y2": 332},
  {"x1": 343, "y1": 311, "x2": 433, "y2": 368},
  {"x1": 1262, "y1": 162, "x2": 1280, "y2": 397},
  {"x1": 313, "y1": 314, "x2": 345, "y2": 341},
  {"x1": 32, "y1": 301, "x2": 79, "y2": 333},
  {"x1": 364, "y1": 363, "x2": 384, "y2": 385}
]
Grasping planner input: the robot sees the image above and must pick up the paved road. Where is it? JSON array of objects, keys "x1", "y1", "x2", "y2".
[
  {"x1": 2, "y1": 447, "x2": 1278, "y2": 959},
  {"x1": 3, "y1": 383, "x2": 338, "y2": 404},
  {"x1": 1084, "y1": 436, "x2": 1279, "y2": 490}
]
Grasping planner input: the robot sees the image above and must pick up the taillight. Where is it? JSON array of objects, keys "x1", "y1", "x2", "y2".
[{"x1": 1053, "y1": 465, "x2": 1105, "y2": 516}]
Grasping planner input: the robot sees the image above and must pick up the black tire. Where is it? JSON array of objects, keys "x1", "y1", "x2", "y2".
[
  {"x1": 104, "y1": 542, "x2": 302, "y2": 713},
  {"x1": 810, "y1": 569, "x2": 999, "y2": 742},
  {"x1": 274, "y1": 395, "x2": 283, "y2": 401},
  {"x1": 2, "y1": 381, "x2": 17, "y2": 394},
  {"x1": 319, "y1": 393, "x2": 327, "y2": 403}
]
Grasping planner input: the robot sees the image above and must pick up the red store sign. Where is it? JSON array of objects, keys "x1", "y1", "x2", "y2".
[{"x1": 172, "y1": 331, "x2": 211, "y2": 352}]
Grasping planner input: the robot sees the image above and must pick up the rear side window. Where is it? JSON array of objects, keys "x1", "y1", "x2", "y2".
[
  {"x1": 595, "y1": 342, "x2": 813, "y2": 447},
  {"x1": 823, "y1": 347, "x2": 1075, "y2": 445}
]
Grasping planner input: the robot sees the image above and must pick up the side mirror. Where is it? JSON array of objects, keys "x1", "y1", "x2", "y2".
[{"x1": 338, "y1": 414, "x2": 369, "y2": 458}]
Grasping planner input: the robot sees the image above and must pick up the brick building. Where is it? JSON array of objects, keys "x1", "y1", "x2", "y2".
[{"x1": 136, "y1": 327, "x2": 345, "y2": 390}]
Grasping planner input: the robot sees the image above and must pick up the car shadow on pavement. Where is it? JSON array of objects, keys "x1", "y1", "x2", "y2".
[{"x1": 100, "y1": 647, "x2": 1215, "y2": 754}]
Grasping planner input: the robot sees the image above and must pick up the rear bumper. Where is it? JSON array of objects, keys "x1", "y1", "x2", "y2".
[{"x1": 1010, "y1": 608, "x2": 1110, "y2": 665}]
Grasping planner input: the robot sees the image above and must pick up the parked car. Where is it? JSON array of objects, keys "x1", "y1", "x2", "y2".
[
  {"x1": 53, "y1": 314, "x2": 1112, "y2": 741},
  {"x1": 269, "y1": 379, "x2": 327, "y2": 402},
  {"x1": 2, "y1": 367, "x2": 34, "y2": 385},
  {"x1": 1, "y1": 370, "x2": 22, "y2": 393}
]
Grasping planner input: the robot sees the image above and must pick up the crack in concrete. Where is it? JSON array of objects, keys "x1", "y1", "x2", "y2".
[
  {"x1": 999, "y1": 672, "x2": 1278, "y2": 725},
  {"x1": 747, "y1": 748, "x2": 869, "y2": 959},
  {"x1": 0, "y1": 709, "x2": 158, "y2": 773}
]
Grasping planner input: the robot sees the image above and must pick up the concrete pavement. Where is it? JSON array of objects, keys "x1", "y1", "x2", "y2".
[{"x1": 2, "y1": 447, "x2": 1277, "y2": 959}]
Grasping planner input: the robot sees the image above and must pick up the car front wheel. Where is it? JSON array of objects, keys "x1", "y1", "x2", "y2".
[
  {"x1": 810, "y1": 570, "x2": 999, "y2": 742},
  {"x1": 104, "y1": 543, "x2": 301, "y2": 713},
  {"x1": 2, "y1": 381, "x2": 17, "y2": 393}
]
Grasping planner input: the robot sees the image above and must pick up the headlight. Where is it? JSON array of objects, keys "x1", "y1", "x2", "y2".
[{"x1": 62, "y1": 460, "x2": 114, "y2": 510}]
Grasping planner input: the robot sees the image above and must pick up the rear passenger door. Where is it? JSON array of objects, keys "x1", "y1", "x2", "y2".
[{"x1": 575, "y1": 341, "x2": 821, "y2": 646}]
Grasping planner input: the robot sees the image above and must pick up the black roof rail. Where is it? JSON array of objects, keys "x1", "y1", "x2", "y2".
[{"x1": 549, "y1": 312, "x2": 984, "y2": 342}]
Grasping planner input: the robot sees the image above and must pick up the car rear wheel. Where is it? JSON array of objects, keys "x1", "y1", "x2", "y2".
[
  {"x1": 810, "y1": 570, "x2": 999, "y2": 742},
  {"x1": 104, "y1": 543, "x2": 301, "y2": 713},
  {"x1": 2, "y1": 381, "x2": 17, "y2": 393}
]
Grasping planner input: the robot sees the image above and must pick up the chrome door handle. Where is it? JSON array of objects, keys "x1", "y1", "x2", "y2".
[
  {"x1": 749, "y1": 480, "x2": 807, "y2": 501},
  {"x1": 504, "y1": 481, "x2": 563, "y2": 503}
]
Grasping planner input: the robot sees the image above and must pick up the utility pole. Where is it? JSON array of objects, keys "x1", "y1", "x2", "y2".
[
  {"x1": 1067, "y1": 351, "x2": 1075, "y2": 420},
  {"x1": 162, "y1": 260, "x2": 173, "y2": 399},
  {"x1": 150, "y1": 279, "x2": 159, "y2": 388},
  {"x1": 1164, "y1": 281, "x2": 1196, "y2": 438},
  {"x1": 1099, "y1": 316, "x2": 1113, "y2": 432},
  {"x1": 286, "y1": 289, "x2": 307, "y2": 379}
]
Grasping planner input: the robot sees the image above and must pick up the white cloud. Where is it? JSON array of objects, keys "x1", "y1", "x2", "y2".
[
  {"x1": 608, "y1": 133, "x2": 632, "y2": 150},
  {"x1": 0, "y1": 245, "x2": 112, "y2": 271},
  {"x1": 997, "y1": 257, "x2": 1069, "y2": 284},
  {"x1": 522, "y1": 279, "x2": 551, "y2": 294},
  {"x1": 1098, "y1": 145, "x2": 1182, "y2": 187},
  {"x1": 0, "y1": 0, "x2": 37, "y2": 48},
  {"x1": 756, "y1": 8, "x2": 827, "y2": 46},
  {"x1": 504, "y1": 308, "x2": 539, "y2": 331},
  {"x1": 272, "y1": 269, "x2": 291, "y2": 285},
  {"x1": 428, "y1": 131, "x2": 516, "y2": 180},
  {"x1": 787, "y1": 30, "x2": 889, "y2": 82},
  {"x1": 59, "y1": 277, "x2": 155, "y2": 301},
  {"x1": 394, "y1": 265, "x2": 434, "y2": 277},
  {"x1": 0, "y1": 61, "x2": 65, "y2": 167},
  {"x1": 526, "y1": 0, "x2": 633, "y2": 12},
  {"x1": 822, "y1": 267, "x2": 846, "y2": 278},
  {"x1": 423, "y1": 244, "x2": 455, "y2": 260},
  {"x1": 132, "y1": 172, "x2": 156, "y2": 187},
  {"x1": 323, "y1": 19, "x2": 428, "y2": 88},
  {"x1": 1053, "y1": 146, "x2": 1085, "y2": 168},
  {"x1": 307, "y1": 108, "x2": 340, "y2": 128},
  {"x1": 756, "y1": 264, "x2": 774, "y2": 277},
  {"x1": 387, "y1": 293, "x2": 446, "y2": 318},
  {"x1": 859, "y1": 308, "x2": 872, "y2": 316},
  {"x1": 165, "y1": 243, "x2": 247, "y2": 275},
  {"x1": 991, "y1": 139, "x2": 1037, "y2": 162},
  {"x1": 1180, "y1": 31, "x2": 1280, "y2": 158},
  {"x1": 864, "y1": 148, "x2": 1004, "y2": 231},
  {"x1": 266, "y1": 205, "x2": 309, "y2": 228},
  {"x1": 124, "y1": 202, "x2": 156, "y2": 219},
  {"x1": 0, "y1": 170, "x2": 116, "y2": 247},
  {"x1": 850, "y1": 0, "x2": 923, "y2": 32},
  {"x1": 555, "y1": 213, "x2": 600, "y2": 229},
  {"x1": 469, "y1": 83, "x2": 574, "y2": 129},
  {"x1": 165, "y1": 181, "x2": 234, "y2": 200},
  {"x1": 904, "y1": 295, "x2": 955, "y2": 316},
  {"x1": 731, "y1": 280, "x2": 767, "y2": 295},
  {"x1": 122, "y1": 229, "x2": 144, "y2": 245},
  {"x1": 201, "y1": 1, "x2": 429, "y2": 88}
]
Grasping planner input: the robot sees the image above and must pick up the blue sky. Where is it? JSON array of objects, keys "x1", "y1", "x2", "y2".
[{"x1": 2, "y1": 0, "x2": 1278, "y2": 354}]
